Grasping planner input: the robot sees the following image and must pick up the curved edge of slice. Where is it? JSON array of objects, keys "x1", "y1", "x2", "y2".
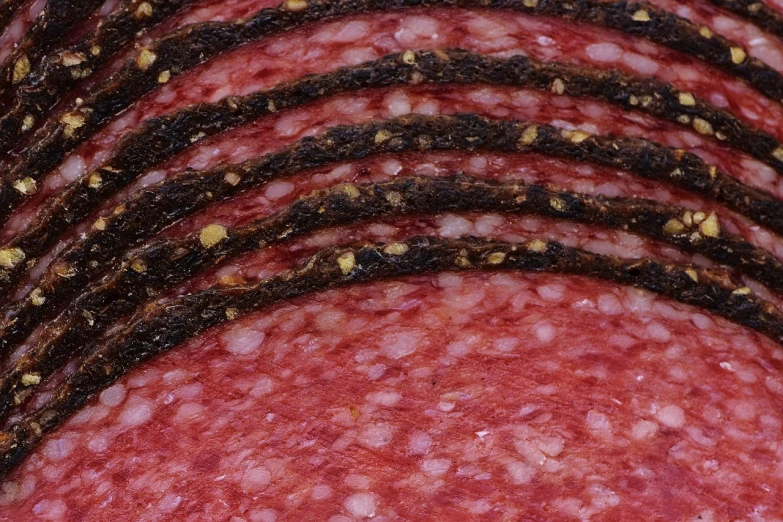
[
  {"x1": 1, "y1": 0, "x2": 782, "y2": 228},
  {"x1": 1, "y1": 173, "x2": 780, "y2": 422},
  {"x1": 1, "y1": 114, "x2": 782, "y2": 363},
  {"x1": 0, "y1": 235, "x2": 781, "y2": 480},
  {"x1": 4, "y1": 50, "x2": 783, "y2": 302}
]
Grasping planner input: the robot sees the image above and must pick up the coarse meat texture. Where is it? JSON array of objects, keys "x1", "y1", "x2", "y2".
[
  {"x1": 1, "y1": 272, "x2": 782, "y2": 520},
  {"x1": 1, "y1": 0, "x2": 783, "y2": 519},
  {"x1": 5, "y1": 3, "x2": 783, "y2": 237}
]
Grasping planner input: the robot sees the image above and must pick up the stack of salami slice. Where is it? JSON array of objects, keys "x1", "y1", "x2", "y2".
[{"x1": 0, "y1": 0, "x2": 782, "y2": 519}]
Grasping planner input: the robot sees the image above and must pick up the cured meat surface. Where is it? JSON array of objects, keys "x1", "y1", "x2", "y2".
[
  {"x1": 0, "y1": 0, "x2": 782, "y2": 519},
  {"x1": 2, "y1": 272, "x2": 782, "y2": 520}
]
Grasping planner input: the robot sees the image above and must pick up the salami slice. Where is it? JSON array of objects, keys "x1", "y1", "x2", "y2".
[
  {"x1": 1, "y1": 238, "x2": 782, "y2": 519},
  {"x1": 3, "y1": 1, "x2": 783, "y2": 233},
  {"x1": 3, "y1": 174, "x2": 780, "y2": 424},
  {"x1": 1, "y1": 115, "x2": 781, "y2": 369},
  {"x1": 4, "y1": 51, "x2": 783, "y2": 306}
]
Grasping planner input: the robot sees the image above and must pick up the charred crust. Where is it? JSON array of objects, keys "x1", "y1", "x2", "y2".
[
  {"x1": 3, "y1": 50, "x2": 783, "y2": 299},
  {"x1": 1, "y1": 0, "x2": 782, "y2": 227},
  {"x1": 1, "y1": 114, "x2": 782, "y2": 367},
  {"x1": 0, "y1": 235, "x2": 781, "y2": 480},
  {"x1": 1, "y1": 174, "x2": 781, "y2": 422}
]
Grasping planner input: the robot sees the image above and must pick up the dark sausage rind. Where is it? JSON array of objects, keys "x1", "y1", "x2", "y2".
[
  {"x1": 0, "y1": 0, "x2": 199, "y2": 154},
  {"x1": 1, "y1": 235, "x2": 781, "y2": 481},
  {"x1": 0, "y1": 0, "x2": 104, "y2": 104},
  {"x1": 3, "y1": 174, "x2": 780, "y2": 421},
  {"x1": 707, "y1": 0, "x2": 783, "y2": 40},
  {"x1": 1, "y1": 0, "x2": 780, "y2": 230},
  {"x1": 4, "y1": 50, "x2": 783, "y2": 306},
  {"x1": 1, "y1": 114, "x2": 782, "y2": 363}
]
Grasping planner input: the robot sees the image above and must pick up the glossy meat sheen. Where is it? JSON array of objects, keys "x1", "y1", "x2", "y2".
[{"x1": 1, "y1": 272, "x2": 782, "y2": 519}]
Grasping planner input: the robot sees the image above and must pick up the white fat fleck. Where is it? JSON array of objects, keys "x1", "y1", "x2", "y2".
[
  {"x1": 174, "y1": 402, "x2": 205, "y2": 423},
  {"x1": 32, "y1": 499, "x2": 67, "y2": 519},
  {"x1": 505, "y1": 460, "x2": 536, "y2": 484},
  {"x1": 242, "y1": 467, "x2": 272, "y2": 493},
  {"x1": 264, "y1": 180, "x2": 294, "y2": 201},
  {"x1": 367, "y1": 364, "x2": 387, "y2": 381},
  {"x1": 645, "y1": 322, "x2": 671, "y2": 343},
  {"x1": 475, "y1": 430, "x2": 490, "y2": 440},
  {"x1": 384, "y1": 91, "x2": 411, "y2": 117},
  {"x1": 446, "y1": 341, "x2": 471, "y2": 357},
  {"x1": 43, "y1": 436, "x2": 75, "y2": 462},
  {"x1": 359, "y1": 422, "x2": 394, "y2": 448},
  {"x1": 438, "y1": 215, "x2": 474, "y2": 238},
  {"x1": 536, "y1": 283, "x2": 565, "y2": 301},
  {"x1": 421, "y1": 458, "x2": 451, "y2": 476},
  {"x1": 157, "y1": 493, "x2": 182, "y2": 512},
  {"x1": 622, "y1": 52, "x2": 659, "y2": 75},
  {"x1": 380, "y1": 330, "x2": 420, "y2": 360},
  {"x1": 597, "y1": 294, "x2": 624, "y2": 315},
  {"x1": 222, "y1": 325, "x2": 266, "y2": 355},
  {"x1": 99, "y1": 383, "x2": 126, "y2": 407},
  {"x1": 343, "y1": 492, "x2": 376, "y2": 518},
  {"x1": 655, "y1": 405, "x2": 686, "y2": 429},
  {"x1": 492, "y1": 337, "x2": 519, "y2": 352},
  {"x1": 631, "y1": 420, "x2": 659, "y2": 440},
  {"x1": 408, "y1": 431, "x2": 432, "y2": 455},
  {"x1": 311, "y1": 484, "x2": 333, "y2": 500},
  {"x1": 534, "y1": 322, "x2": 557, "y2": 343},
  {"x1": 118, "y1": 398, "x2": 153, "y2": 427},
  {"x1": 365, "y1": 390, "x2": 402, "y2": 407},
  {"x1": 585, "y1": 42, "x2": 624, "y2": 62},
  {"x1": 58, "y1": 154, "x2": 87, "y2": 183},
  {"x1": 586, "y1": 410, "x2": 613, "y2": 435}
]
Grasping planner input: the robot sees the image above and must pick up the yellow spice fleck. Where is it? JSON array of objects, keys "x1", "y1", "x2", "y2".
[
  {"x1": 692, "y1": 117, "x2": 713, "y2": 136},
  {"x1": 402, "y1": 50, "x2": 416, "y2": 65},
  {"x1": 21, "y1": 373, "x2": 41, "y2": 386},
  {"x1": 224, "y1": 171, "x2": 241, "y2": 186},
  {"x1": 88, "y1": 172, "x2": 103, "y2": 189},
  {"x1": 12, "y1": 55, "x2": 30, "y2": 84},
  {"x1": 527, "y1": 239, "x2": 547, "y2": 252},
  {"x1": 225, "y1": 308, "x2": 239, "y2": 320},
  {"x1": 562, "y1": 129, "x2": 590, "y2": 144},
  {"x1": 30, "y1": 288, "x2": 45, "y2": 306},
  {"x1": 663, "y1": 218, "x2": 685, "y2": 235},
  {"x1": 772, "y1": 147, "x2": 783, "y2": 162},
  {"x1": 692, "y1": 211, "x2": 706, "y2": 225},
  {"x1": 90, "y1": 45, "x2": 101, "y2": 56},
  {"x1": 337, "y1": 252, "x2": 356, "y2": 275},
  {"x1": 455, "y1": 255, "x2": 472, "y2": 268},
  {"x1": 699, "y1": 26, "x2": 713, "y2": 39},
  {"x1": 136, "y1": 49, "x2": 157, "y2": 71},
  {"x1": 157, "y1": 70, "x2": 171, "y2": 84},
  {"x1": 92, "y1": 217, "x2": 107, "y2": 231},
  {"x1": 519, "y1": 125, "x2": 538, "y2": 146},
  {"x1": 487, "y1": 252, "x2": 506, "y2": 265},
  {"x1": 682, "y1": 211, "x2": 693, "y2": 227},
  {"x1": 551, "y1": 78, "x2": 565, "y2": 95},
  {"x1": 523, "y1": 0, "x2": 538, "y2": 6},
  {"x1": 135, "y1": 1, "x2": 153, "y2": 17},
  {"x1": 0, "y1": 248, "x2": 25, "y2": 269},
  {"x1": 54, "y1": 263, "x2": 77, "y2": 278},
  {"x1": 61, "y1": 112, "x2": 86, "y2": 138},
  {"x1": 13, "y1": 177, "x2": 36, "y2": 195},
  {"x1": 550, "y1": 197, "x2": 567, "y2": 211},
  {"x1": 382, "y1": 243, "x2": 409, "y2": 256},
  {"x1": 685, "y1": 268, "x2": 699, "y2": 283},
  {"x1": 678, "y1": 92, "x2": 696, "y2": 106},
  {"x1": 699, "y1": 212, "x2": 720, "y2": 238},
  {"x1": 200, "y1": 224, "x2": 229, "y2": 248},
  {"x1": 131, "y1": 259, "x2": 147, "y2": 273},
  {"x1": 730, "y1": 47, "x2": 747, "y2": 65},
  {"x1": 732, "y1": 286, "x2": 752, "y2": 296},
  {"x1": 385, "y1": 191, "x2": 403, "y2": 206},
  {"x1": 632, "y1": 9, "x2": 651, "y2": 22},
  {"x1": 375, "y1": 130, "x2": 392, "y2": 144},
  {"x1": 21, "y1": 114, "x2": 35, "y2": 132},
  {"x1": 284, "y1": 0, "x2": 308, "y2": 11},
  {"x1": 342, "y1": 184, "x2": 360, "y2": 199}
]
